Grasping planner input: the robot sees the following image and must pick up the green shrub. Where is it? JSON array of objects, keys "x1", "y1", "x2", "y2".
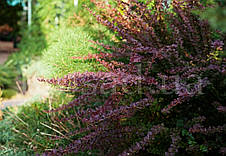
[
  {"x1": 41, "y1": 27, "x2": 107, "y2": 78},
  {"x1": 0, "y1": 64, "x2": 18, "y2": 90},
  {"x1": 5, "y1": 0, "x2": 112, "y2": 79}
]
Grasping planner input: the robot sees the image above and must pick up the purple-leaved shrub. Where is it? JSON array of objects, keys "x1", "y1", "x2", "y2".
[{"x1": 38, "y1": 0, "x2": 226, "y2": 155}]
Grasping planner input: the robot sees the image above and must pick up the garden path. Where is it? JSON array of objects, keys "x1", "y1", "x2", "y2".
[
  {"x1": 0, "y1": 41, "x2": 50, "y2": 110},
  {"x1": 0, "y1": 41, "x2": 23, "y2": 110}
]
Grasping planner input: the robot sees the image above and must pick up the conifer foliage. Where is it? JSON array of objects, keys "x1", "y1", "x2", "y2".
[{"x1": 39, "y1": 0, "x2": 226, "y2": 155}]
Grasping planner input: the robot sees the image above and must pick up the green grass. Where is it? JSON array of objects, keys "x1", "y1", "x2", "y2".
[
  {"x1": 0, "y1": 91, "x2": 74, "y2": 155},
  {"x1": 0, "y1": 111, "x2": 31, "y2": 156}
]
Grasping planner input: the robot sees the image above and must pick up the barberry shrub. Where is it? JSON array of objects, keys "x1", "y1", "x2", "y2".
[{"x1": 39, "y1": 0, "x2": 226, "y2": 155}]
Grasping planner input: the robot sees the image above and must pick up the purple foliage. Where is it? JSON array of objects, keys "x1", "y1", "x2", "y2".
[{"x1": 39, "y1": 0, "x2": 226, "y2": 155}]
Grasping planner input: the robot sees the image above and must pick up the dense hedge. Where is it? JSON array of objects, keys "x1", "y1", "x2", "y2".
[{"x1": 38, "y1": 0, "x2": 226, "y2": 155}]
